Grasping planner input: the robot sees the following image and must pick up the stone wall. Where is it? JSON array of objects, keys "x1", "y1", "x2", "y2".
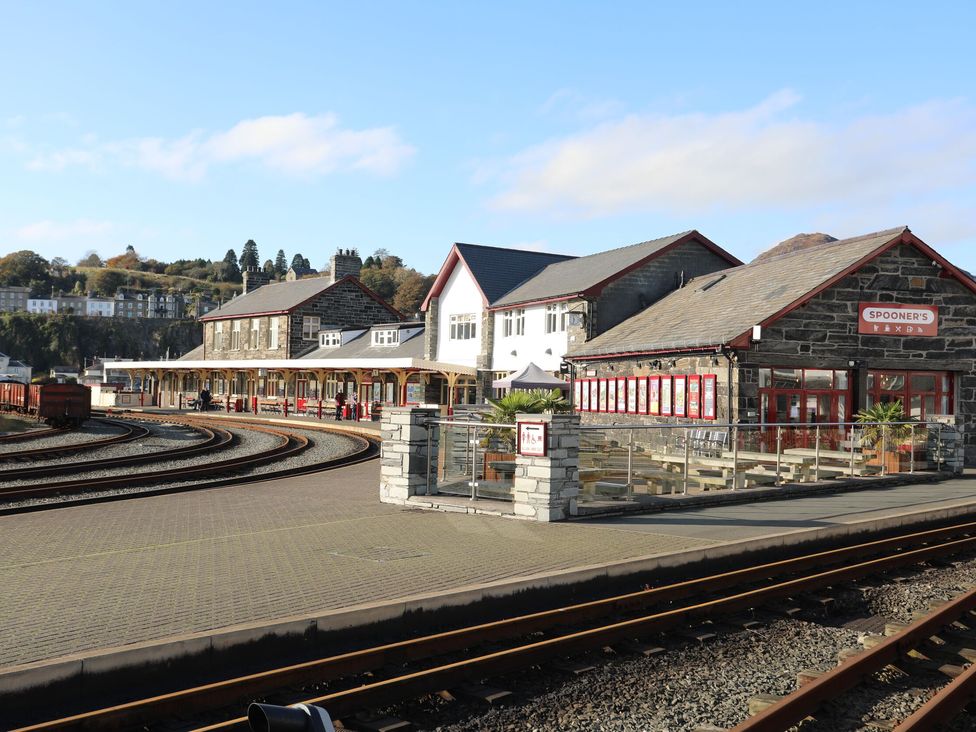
[
  {"x1": 203, "y1": 315, "x2": 289, "y2": 360},
  {"x1": 594, "y1": 241, "x2": 733, "y2": 334},
  {"x1": 512, "y1": 413, "x2": 580, "y2": 521},
  {"x1": 379, "y1": 406, "x2": 439, "y2": 504},
  {"x1": 424, "y1": 296, "x2": 439, "y2": 361},
  {"x1": 737, "y1": 243, "x2": 976, "y2": 462}
]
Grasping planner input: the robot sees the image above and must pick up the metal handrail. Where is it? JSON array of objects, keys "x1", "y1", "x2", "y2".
[{"x1": 579, "y1": 420, "x2": 948, "y2": 430}]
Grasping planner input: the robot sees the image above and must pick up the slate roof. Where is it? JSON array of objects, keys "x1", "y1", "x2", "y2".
[
  {"x1": 178, "y1": 344, "x2": 205, "y2": 360},
  {"x1": 569, "y1": 227, "x2": 909, "y2": 358},
  {"x1": 299, "y1": 326, "x2": 425, "y2": 360},
  {"x1": 454, "y1": 243, "x2": 576, "y2": 305},
  {"x1": 492, "y1": 231, "x2": 734, "y2": 308},
  {"x1": 200, "y1": 276, "x2": 398, "y2": 320}
]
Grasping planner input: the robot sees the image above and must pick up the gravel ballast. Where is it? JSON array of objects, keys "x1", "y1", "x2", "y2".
[{"x1": 0, "y1": 418, "x2": 130, "y2": 455}]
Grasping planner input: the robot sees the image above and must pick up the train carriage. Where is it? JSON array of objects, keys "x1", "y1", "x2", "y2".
[{"x1": 0, "y1": 381, "x2": 90, "y2": 427}]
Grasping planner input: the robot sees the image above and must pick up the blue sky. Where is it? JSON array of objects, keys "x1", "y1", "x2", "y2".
[{"x1": 1, "y1": 2, "x2": 974, "y2": 275}]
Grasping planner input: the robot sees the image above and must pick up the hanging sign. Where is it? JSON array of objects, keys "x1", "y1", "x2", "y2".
[
  {"x1": 518, "y1": 421, "x2": 547, "y2": 457},
  {"x1": 858, "y1": 303, "x2": 938, "y2": 336}
]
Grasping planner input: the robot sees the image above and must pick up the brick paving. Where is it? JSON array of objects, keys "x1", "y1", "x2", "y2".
[{"x1": 0, "y1": 459, "x2": 716, "y2": 669}]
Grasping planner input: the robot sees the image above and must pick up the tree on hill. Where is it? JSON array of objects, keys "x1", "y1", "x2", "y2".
[
  {"x1": 0, "y1": 250, "x2": 51, "y2": 294},
  {"x1": 222, "y1": 249, "x2": 242, "y2": 282},
  {"x1": 239, "y1": 239, "x2": 260, "y2": 270},
  {"x1": 262, "y1": 259, "x2": 275, "y2": 276},
  {"x1": 302, "y1": 256, "x2": 310, "y2": 269},
  {"x1": 106, "y1": 246, "x2": 142, "y2": 270},
  {"x1": 290, "y1": 253, "x2": 306, "y2": 271},
  {"x1": 88, "y1": 269, "x2": 127, "y2": 296},
  {"x1": 77, "y1": 251, "x2": 103, "y2": 268},
  {"x1": 391, "y1": 271, "x2": 435, "y2": 316},
  {"x1": 274, "y1": 249, "x2": 288, "y2": 277}
]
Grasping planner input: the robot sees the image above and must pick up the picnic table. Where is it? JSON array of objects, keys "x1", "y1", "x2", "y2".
[
  {"x1": 783, "y1": 447, "x2": 881, "y2": 477},
  {"x1": 722, "y1": 450, "x2": 816, "y2": 483},
  {"x1": 648, "y1": 452, "x2": 763, "y2": 490}
]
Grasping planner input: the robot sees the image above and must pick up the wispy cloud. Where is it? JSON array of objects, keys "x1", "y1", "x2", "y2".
[
  {"x1": 15, "y1": 219, "x2": 114, "y2": 242},
  {"x1": 487, "y1": 91, "x2": 976, "y2": 217},
  {"x1": 22, "y1": 112, "x2": 416, "y2": 181}
]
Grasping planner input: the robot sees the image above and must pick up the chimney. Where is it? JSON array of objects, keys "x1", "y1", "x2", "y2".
[
  {"x1": 329, "y1": 247, "x2": 363, "y2": 285},
  {"x1": 242, "y1": 266, "x2": 271, "y2": 294}
]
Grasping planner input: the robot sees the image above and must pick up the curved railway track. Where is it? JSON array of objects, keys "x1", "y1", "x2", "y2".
[
  {"x1": 14, "y1": 519, "x2": 976, "y2": 732},
  {"x1": 0, "y1": 423, "x2": 234, "y2": 480},
  {"x1": 0, "y1": 414, "x2": 379, "y2": 515},
  {"x1": 0, "y1": 418, "x2": 150, "y2": 462},
  {"x1": 0, "y1": 425, "x2": 63, "y2": 444}
]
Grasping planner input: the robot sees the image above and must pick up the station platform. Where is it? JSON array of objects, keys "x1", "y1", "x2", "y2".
[{"x1": 2, "y1": 461, "x2": 976, "y2": 701}]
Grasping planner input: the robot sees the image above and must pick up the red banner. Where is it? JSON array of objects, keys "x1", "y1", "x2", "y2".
[{"x1": 858, "y1": 303, "x2": 938, "y2": 337}]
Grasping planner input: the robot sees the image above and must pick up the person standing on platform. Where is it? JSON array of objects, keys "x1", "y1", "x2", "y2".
[
  {"x1": 350, "y1": 391, "x2": 359, "y2": 421},
  {"x1": 334, "y1": 391, "x2": 346, "y2": 421},
  {"x1": 200, "y1": 387, "x2": 212, "y2": 412}
]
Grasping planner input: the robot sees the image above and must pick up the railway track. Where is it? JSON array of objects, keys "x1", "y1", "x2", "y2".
[
  {"x1": 0, "y1": 414, "x2": 378, "y2": 515},
  {"x1": 0, "y1": 423, "x2": 234, "y2": 480},
  {"x1": 0, "y1": 425, "x2": 63, "y2": 443},
  {"x1": 0, "y1": 418, "x2": 150, "y2": 461},
  {"x1": 733, "y1": 585, "x2": 976, "y2": 732},
  {"x1": 14, "y1": 519, "x2": 976, "y2": 732}
]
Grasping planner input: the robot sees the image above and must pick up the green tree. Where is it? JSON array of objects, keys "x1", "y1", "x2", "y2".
[
  {"x1": 239, "y1": 239, "x2": 260, "y2": 270},
  {"x1": 274, "y1": 249, "x2": 288, "y2": 276},
  {"x1": 391, "y1": 271, "x2": 434, "y2": 315},
  {"x1": 358, "y1": 267, "x2": 397, "y2": 300},
  {"x1": 222, "y1": 249, "x2": 242, "y2": 282},
  {"x1": 302, "y1": 256, "x2": 311, "y2": 269},
  {"x1": 77, "y1": 251, "x2": 103, "y2": 268},
  {"x1": 290, "y1": 253, "x2": 306, "y2": 271},
  {"x1": 87, "y1": 269, "x2": 127, "y2": 296},
  {"x1": 0, "y1": 250, "x2": 50, "y2": 290},
  {"x1": 262, "y1": 259, "x2": 275, "y2": 276}
]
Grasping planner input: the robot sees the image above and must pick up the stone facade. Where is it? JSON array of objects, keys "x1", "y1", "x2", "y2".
[
  {"x1": 243, "y1": 268, "x2": 271, "y2": 294},
  {"x1": 513, "y1": 413, "x2": 580, "y2": 521},
  {"x1": 423, "y1": 296, "x2": 439, "y2": 361},
  {"x1": 379, "y1": 406, "x2": 439, "y2": 504},
  {"x1": 203, "y1": 278, "x2": 401, "y2": 360},
  {"x1": 329, "y1": 249, "x2": 363, "y2": 284}
]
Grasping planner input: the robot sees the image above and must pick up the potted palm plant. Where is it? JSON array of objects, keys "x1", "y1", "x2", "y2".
[
  {"x1": 855, "y1": 401, "x2": 920, "y2": 473},
  {"x1": 481, "y1": 389, "x2": 570, "y2": 480}
]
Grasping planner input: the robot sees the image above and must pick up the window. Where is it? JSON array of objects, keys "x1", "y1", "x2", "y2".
[
  {"x1": 503, "y1": 309, "x2": 525, "y2": 337},
  {"x1": 449, "y1": 313, "x2": 477, "y2": 340},
  {"x1": 269, "y1": 318, "x2": 279, "y2": 349},
  {"x1": 302, "y1": 316, "x2": 320, "y2": 340},
  {"x1": 372, "y1": 329, "x2": 399, "y2": 346},
  {"x1": 320, "y1": 331, "x2": 341, "y2": 347},
  {"x1": 230, "y1": 320, "x2": 241, "y2": 350},
  {"x1": 250, "y1": 319, "x2": 260, "y2": 349},
  {"x1": 545, "y1": 303, "x2": 568, "y2": 333}
]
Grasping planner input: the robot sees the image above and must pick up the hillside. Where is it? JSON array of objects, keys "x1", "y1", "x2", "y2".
[
  {"x1": 753, "y1": 233, "x2": 838, "y2": 262},
  {"x1": 75, "y1": 266, "x2": 242, "y2": 299}
]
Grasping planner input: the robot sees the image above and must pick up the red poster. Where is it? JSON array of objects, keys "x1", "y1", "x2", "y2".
[
  {"x1": 687, "y1": 375, "x2": 701, "y2": 418},
  {"x1": 858, "y1": 302, "x2": 938, "y2": 336},
  {"x1": 703, "y1": 374, "x2": 717, "y2": 420}
]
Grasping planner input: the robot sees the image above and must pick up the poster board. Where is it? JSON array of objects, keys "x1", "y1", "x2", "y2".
[
  {"x1": 616, "y1": 377, "x2": 627, "y2": 412},
  {"x1": 674, "y1": 375, "x2": 687, "y2": 417},
  {"x1": 580, "y1": 379, "x2": 591, "y2": 411},
  {"x1": 598, "y1": 379, "x2": 607, "y2": 412},
  {"x1": 649, "y1": 376, "x2": 660, "y2": 415},
  {"x1": 687, "y1": 375, "x2": 702, "y2": 419},
  {"x1": 703, "y1": 374, "x2": 717, "y2": 420},
  {"x1": 661, "y1": 376, "x2": 672, "y2": 416},
  {"x1": 574, "y1": 380, "x2": 582, "y2": 409},
  {"x1": 607, "y1": 378, "x2": 617, "y2": 412},
  {"x1": 636, "y1": 377, "x2": 647, "y2": 414},
  {"x1": 590, "y1": 379, "x2": 599, "y2": 412}
]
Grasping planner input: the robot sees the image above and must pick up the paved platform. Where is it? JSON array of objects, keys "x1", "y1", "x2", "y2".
[{"x1": 2, "y1": 462, "x2": 975, "y2": 677}]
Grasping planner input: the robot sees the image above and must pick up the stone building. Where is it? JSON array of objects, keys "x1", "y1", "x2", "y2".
[
  {"x1": 567, "y1": 227, "x2": 976, "y2": 463},
  {"x1": 0, "y1": 286, "x2": 29, "y2": 312},
  {"x1": 422, "y1": 231, "x2": 740, "y2": 402}
]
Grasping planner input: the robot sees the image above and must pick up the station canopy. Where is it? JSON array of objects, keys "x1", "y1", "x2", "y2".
[{"x1": 492, "y1": 362, "x2": 569, "y2": 391}]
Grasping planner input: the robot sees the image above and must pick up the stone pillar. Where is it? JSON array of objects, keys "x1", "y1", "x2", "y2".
[
  {"x1": 380, "y1": 406, "x2": 440, "y2": 505},
  {"x1": 513, "y1": 413, "x2": 580, "y2": 522}
]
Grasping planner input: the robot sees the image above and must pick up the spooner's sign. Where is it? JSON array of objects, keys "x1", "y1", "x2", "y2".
[{"x1": 858, "y1": 303, "x2": 939, "y2": 336}]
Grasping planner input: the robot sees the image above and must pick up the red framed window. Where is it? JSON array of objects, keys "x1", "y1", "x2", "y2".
[
  {"x1": 661, "y1": 376, "x2": 673, "y2": 416},
  {"x1": 867, "y1": 370, "x2": 953, "y2": 420},
  {"x1": 687, "y1": 375, "x2": 702, "y2": 418},
  {"x1": 702, "y1": 374, "x2": 717, "y2": 420},
  {"x1": 673, "y1": 375, "x2": 687, "y2": 417}
]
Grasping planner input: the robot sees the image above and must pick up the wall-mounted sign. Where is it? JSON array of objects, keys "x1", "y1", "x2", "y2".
[
  {"x1": 858, "y1": 303, "x2": 938, "y2": 336},
  {"x1": 703, "y1": 374, "x2": 717, "y2": 420},
  {"x1": 637, "y1": 377, "x2": 648, "y2": 413},
  {"x1": 687, "y1": 375, "x2": 701, "y2": 418},
  {"x1": 674, "y1": 375, "x2": 687, "y2": 417},
  {"x1": 661, "y1": 376, "x2": 673, "y2": 416},
  {"x1": 616, "y1": 377, "x2": 627, "y2": 412},
  {"x1": 586, "y1": 369, "x2": 597, "y2": 377},
  {"x1": 517, "y1": 421, "x2": 547, "y2": 457}
]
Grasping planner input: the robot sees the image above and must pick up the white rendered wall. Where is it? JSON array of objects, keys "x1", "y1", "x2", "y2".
[
  {"x1": 435, "y1": 264, "x2": 484, "y2": 368},
  {"x1": 492, "y1": 304, "x2": 568, "y2": 373}
]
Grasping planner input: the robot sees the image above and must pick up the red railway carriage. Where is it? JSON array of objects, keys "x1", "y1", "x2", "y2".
[
  {"x1": 0, "y1": 381, "x2": 90, "y2": 427},
  {"x1": 0, "y1": 380, "x2": 29, "y2": 413},
  {"x1": 29, "y1": 383, "x2": 91, "y2": 427}
]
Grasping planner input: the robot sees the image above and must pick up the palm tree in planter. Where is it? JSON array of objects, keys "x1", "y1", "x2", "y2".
[
  {"x1": 855, "y1": 400, "x2": 920, "y2": 473},
  {"x1": 481, "y1": 389, "x2": 571, "y2": 479}
]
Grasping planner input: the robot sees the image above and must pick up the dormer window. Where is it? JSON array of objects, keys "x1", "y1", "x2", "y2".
[
  {"x1": 372, "y1": 329, "x2": 399, "y2": 346},
  {"x1": 320, "y1": 331, "x2": 341, "y2": 348}
]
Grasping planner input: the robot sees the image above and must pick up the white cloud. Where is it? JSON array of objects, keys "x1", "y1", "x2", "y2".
[
  {"x1": 15, "y1": 219, "x2": 114, "y2": 242},
  {"x1": 488, "y1": 91, "x2": 976, "y2": 217},
  {"x1": 22, "y1": 113, "x2": 415, "y2": 181}
]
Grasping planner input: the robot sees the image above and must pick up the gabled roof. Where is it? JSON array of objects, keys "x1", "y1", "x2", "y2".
[
  {"x1": 491, "y1": 230, "x2": 741, "y2": 309},
  {"x1": 201, "y1": 275, "x2": 401, "y2": 321},
  {"x1": 569, "y1": 226, "x2": 976, "y2": 359},
  {"x1": 178, "y1": 344, "x2": 205, "y2": 360},
  {"x1": 421, "y1": 243, "x2": 575, "y2": 310}
]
